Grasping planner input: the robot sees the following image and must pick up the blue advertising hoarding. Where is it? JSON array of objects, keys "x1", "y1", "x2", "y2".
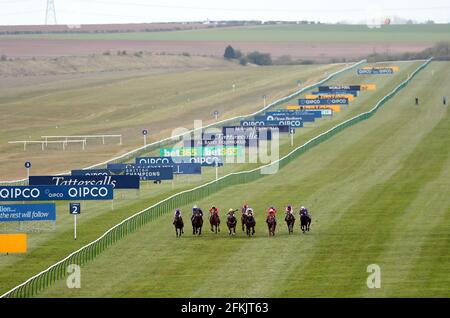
[
  {"x1": 134, "y1": 157, "x2": 175, "y2": 166},
  {"x1": 240, "y1": 120, "x2": 302, "y2": 128},
  {"x1": 30, "y1": 175, "x2": 140, "y2": 189},
  {"x1": 266, "y1": 110, "x2": 322, "y2": 119},
  {"x1": 0, "y1": 185, "x2": 113, "y2": 201},
  {"x1": 0, "y1": 203, "x2": 56, "y2": 222},
  {"x1": 72, "y1": 169, "x2": 112, "y2": 176},
  {"x1": 173, "y1": 156, "x2": 223, "y2": 167},
  {"x1": 183, "y1": 129, "x2": 261, "y2": 147},
  {"x1": 318, "y1": 85, "x2": 360, "y2": 91},
  {"x1": 136, "y1": 156, "x2": 223, "y2": 167},
  {"x1": 110, "y1": 162, "x2": 201, "y2": 176},
  {"x1": 357, "y1": 68, "x2": 393, "y2": 75},
  {"x1": 106, "y1": 164, "x2": 174, "y2": 180},
  {"x1": 172, "y1": 163, "x2": 202, "y2": 175},
  {"x1": 256, "y1": 113, "x2": 316, "y2": 123},
  {"x1": 222, "y1": 126, "x2": 276, "y2": 138},
  {"x1": 232, "y1": 125, "x2": 290, "y2": 133},
  {"x1": 312, "y1": 90, "x2": 358, "y2": 97},
  {"x1": 298, "y1": 98, "x2": 349, "y2": 106},
  {"x1": 183, "y1": 136, "x2": 251, "y2": 147}
]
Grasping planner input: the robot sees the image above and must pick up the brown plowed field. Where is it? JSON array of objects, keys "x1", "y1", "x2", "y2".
[{"x1": 0, "y1": 38, "x2": 431, "y2": 61}]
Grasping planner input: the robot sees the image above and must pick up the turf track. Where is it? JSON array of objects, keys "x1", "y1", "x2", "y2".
[{"x1": 29, "y1": 61, "x2": 449, "y2": 297}]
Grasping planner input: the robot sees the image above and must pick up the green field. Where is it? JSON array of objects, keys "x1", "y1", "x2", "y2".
[
  {"x1": 4, "y1": 24, "x2": 450, "y2": 42},
  {"x1": 2, "y1": 59, "x2": 448, "y2": 297},
  {"x1": 35, "y1": 61, "x2": 449, "y2": 298}
]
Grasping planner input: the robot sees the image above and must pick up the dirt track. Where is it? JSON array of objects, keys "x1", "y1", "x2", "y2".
[{"x1": 0, "y1": 38, "x2": 432, "y2": 61}]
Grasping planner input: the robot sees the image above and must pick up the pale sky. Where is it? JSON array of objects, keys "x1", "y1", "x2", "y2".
[{"x1": 0, "y1": 0, "x2": 449, "y2": 25}]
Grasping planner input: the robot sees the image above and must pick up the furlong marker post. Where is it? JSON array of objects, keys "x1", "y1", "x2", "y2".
[{"x1": 142, "y1": 129, "x2": 148, "y2": 146}]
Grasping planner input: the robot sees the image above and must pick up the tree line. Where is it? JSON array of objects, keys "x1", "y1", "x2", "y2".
[{"x1": 224, "y1": 45, "x2": 273, "y2": 66}]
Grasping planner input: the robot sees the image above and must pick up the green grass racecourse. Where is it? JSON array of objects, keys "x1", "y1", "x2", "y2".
[
  {"x1": 33, "y1": 61, "x2": 449, "y2": 297},
  {"x1": 0, "y1": 60, "x2": 419, "y2": 297},
  {"x1": 4, "y1": 24, "x2": 450, "y2": 43}
]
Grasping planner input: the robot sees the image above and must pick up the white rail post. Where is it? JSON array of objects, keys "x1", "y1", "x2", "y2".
[{"x1": 74, "y1": 214, "x2": 77, "y2": 240}]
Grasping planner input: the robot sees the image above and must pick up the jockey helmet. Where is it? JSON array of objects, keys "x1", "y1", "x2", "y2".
[
  {"x1": 228, "y1": 208, "x2": 234, "y2": 213},
  {"x1": 301, "y1": 206, "x2": 305, "y2": 210}
]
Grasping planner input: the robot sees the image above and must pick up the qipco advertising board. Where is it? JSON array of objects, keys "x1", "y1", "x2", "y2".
[
  {"x1": 106, "y1": 164, "x2": 174, "y2": 181},
  {"x1": 183, "y1": 131, "x2": 261, "y2": 148},
  {"x1": 0, "y1": 185, "x2": 114, "y2": 201},
  {"x1": 30, "y1": 175, "x2": 140, "y2": 189},
  {"x1": 298, "y1": 98, "x2": 349, "y2": 106},
  {"x1": 136, "y1": 156, "x2": 223, "y2": 167}
]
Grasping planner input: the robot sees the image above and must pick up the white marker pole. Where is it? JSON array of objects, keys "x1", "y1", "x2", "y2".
[
  {"x1": 24, "y1": 162, "x2": 31, "y2": 183},
  {"x1": 142, "y1": 129, "x2": 148, "y2": 146},
  {"x1": 215, "y1": 163, "x2": 219, "y2": 181},
  {"x1": 290, "y1": 129, "x2": 295, "y2": 147},
  {"x1": 74, "y1": 214, "x2": 77, "y2": 240}
]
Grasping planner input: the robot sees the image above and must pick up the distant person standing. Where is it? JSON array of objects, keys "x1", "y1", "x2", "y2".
[
  {"x1": 415, "y1": 97, "x2": 419, "y2": 105},
  {"x1": 444, "y1": 96, "x2": 447, "y2": 105}
]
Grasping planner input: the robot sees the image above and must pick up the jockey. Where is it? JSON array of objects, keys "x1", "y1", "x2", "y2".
[
  {"x1": 241, "y1": 203, "x2": 249, "y2": 215},
  {"x1": 299, "y1": 206, "x2": 309, "y2": 217},
  {"x1": 267, "y1": 206, "x2": 277, "y2": 217},
  {"x1": 227, "y1": 208, "x2": 237, "y2": 216},
  {"x1": 209, "y1": 206, "x2": 219, "y2": 219},
  {"x1": 173, "y1": 208, "x2": 182, "y2": 225},
  {"x1": 191, "y1": 205, "x2": 203, "y2": 221},
  {"x1": 285, "y1": 205, "x2": 294, "y2": 215},
  {"x1": 267, "y1": 206, "x2": 277, "y2": 222}
]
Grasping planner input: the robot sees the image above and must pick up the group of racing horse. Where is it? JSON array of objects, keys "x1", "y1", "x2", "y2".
[{"x1": 172, "y1": 204, "x2": 312, "y2": 237}]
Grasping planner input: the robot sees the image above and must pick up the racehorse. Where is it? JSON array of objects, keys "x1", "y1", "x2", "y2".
[
  {"x1": 210, "y1": 213, "x2": 220, "y2": 234},
  {"x1": 245, "y1": 214, "x2": 256, "y2": 237},
  {"x1": 173, "y1": 215, "x2": 184, "y2": 238},
  {"x1": 241, "y1": 213, "x2": 247, "y2": 232},
  {"x1": 192, "y1": 213, "x2": 203, "y2": 235},
  {"x1": 285, "y1": 213, "x2": 295, "y2": 234},
  {"x1": 300, "y1": 214, "x2": 311, "y2": 233},
  {"x1": 266, "y1": 215, "x2": 277, "y2": 236},
  {"x1": 227, "y1": 214, "x2": 237, "y2": 236}
]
